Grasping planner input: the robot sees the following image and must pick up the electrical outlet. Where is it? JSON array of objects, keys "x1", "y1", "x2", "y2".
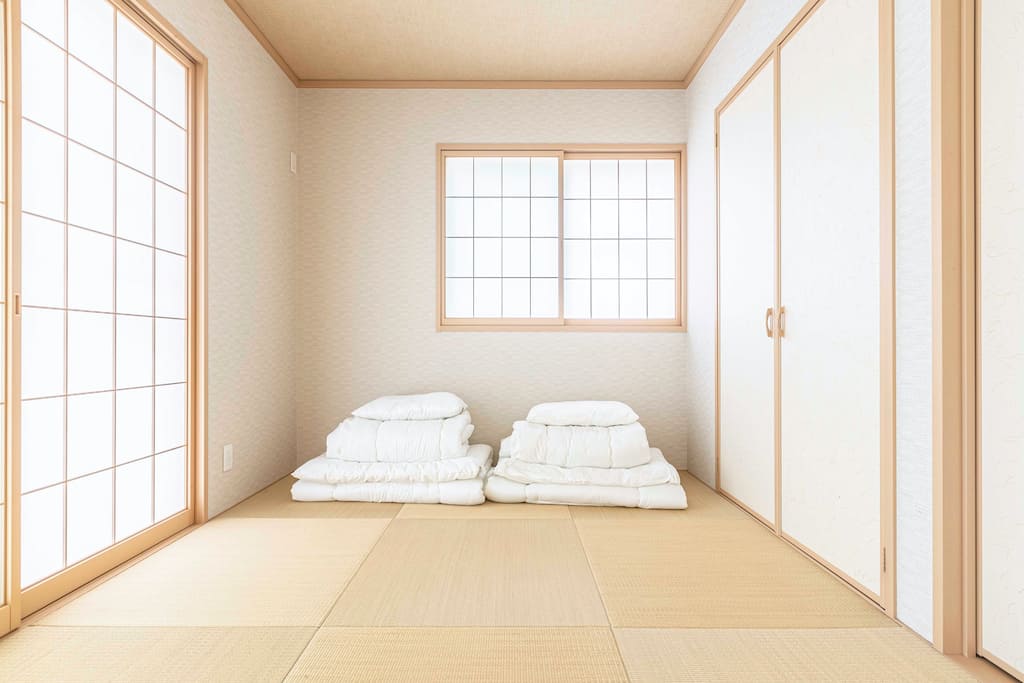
[{"x1": 223, "y1": 444, "x2": 234, "y2": 472}]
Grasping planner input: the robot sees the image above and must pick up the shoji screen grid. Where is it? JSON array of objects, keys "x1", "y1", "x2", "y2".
[{"x1": 20, "y1": 0, "x2": 189, "y2": 589}]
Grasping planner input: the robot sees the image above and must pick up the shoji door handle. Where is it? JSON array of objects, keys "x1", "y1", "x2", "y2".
[
  {"x1": 778, "y1": 306, "x2": 786, "y2": 338},
  {"x1": 765, "y1": 307, "x2": 774, "y2": 338}
]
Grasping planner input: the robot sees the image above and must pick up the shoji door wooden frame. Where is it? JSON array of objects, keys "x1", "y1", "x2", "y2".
[
  {"x1": 714, "y1": 0, "x2": 897, "y2": 616},
  {"x1": 0, "y1": 0, "x2": 207, "y2": 634}
]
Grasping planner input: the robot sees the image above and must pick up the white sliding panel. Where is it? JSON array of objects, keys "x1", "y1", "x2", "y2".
[
  {"x1": 978, "y1": 0, "x2": 1024, "y2": 676},
  {"x1": 717, "y1": 58, "x2": 776, "y2": 524},
  {"x1": 779, "y1": 0, "x2": 882, "y2": 596}
]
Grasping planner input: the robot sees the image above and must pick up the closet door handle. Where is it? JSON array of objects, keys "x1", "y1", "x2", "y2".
[
  {"x1": 765, "y1": 307, "x2": 774, "y2": 338},
  {"x1": 778, "y1": 306, "x2": 786, "y2": 338}
]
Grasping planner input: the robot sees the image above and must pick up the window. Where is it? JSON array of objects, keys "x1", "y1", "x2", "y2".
[{"x1": 438, "y1": 145, "x2": 685, "y2": 330}]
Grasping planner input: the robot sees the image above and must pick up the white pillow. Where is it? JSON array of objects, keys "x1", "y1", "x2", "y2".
[
  {"x1": 526, "y1": 401, "x2": 639, "y2": 427},
  {"x1": 353, "y1": 392, "x2": 467, "y2": 421}
]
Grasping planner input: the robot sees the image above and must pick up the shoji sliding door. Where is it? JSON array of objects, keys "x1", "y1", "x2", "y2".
[
  {"x1": 14, "y1": 0, "x2": 199, "y2": 616},
  {"x1": 977, "y1": 0, "x2": 1024, "y2": 676},
  {"x1": 716, "y1": 57, "x2": 776, "y2": 525}
]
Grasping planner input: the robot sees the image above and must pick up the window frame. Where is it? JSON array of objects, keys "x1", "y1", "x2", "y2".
[{"x1": 437, "y1": 143, "x2": 686, "y2": 332}]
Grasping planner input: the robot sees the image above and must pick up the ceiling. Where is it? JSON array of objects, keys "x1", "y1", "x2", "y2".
[{"x1": 229, "y1": 0, "x2": 738, "y2": 84}]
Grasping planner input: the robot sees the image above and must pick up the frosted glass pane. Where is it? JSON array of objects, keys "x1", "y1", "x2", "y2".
[
  {"x1": 67, "y1": 311, "x2": 114, "y2": 394},
  {"x1": 531, "y1": 157, "x2": 558, "y2": 197},
  {"x1": 24, "y1": 0, "x2": 66, "y2": 46},
  {"x1": 67, "y1": 470, "x2": 113, "y2": 565},
  {"x1": 473, "y1": 198, "x2": 500, "y2": 237},
  {"x1": 590, "y1": 160, "x2": 618, "y2": 199},
  {"x1": 564, "y1": 280, "x2": 590, "y2": 318},
  {"x1": 116, "y1": 14, "x2": 153, "y2": 104},
  {"x1": 155, "y1": 383, "x2": 186, "y2": 452},
  {"x1": 647, "y1": 239, "x2": 675, "y2": 278},
  {"x1": 21, "y1": 398, "x2": 64, "y2": 492},
  {"x1": 501, "y1": 238, "x2": 529, "y2": 277},
  {"x1": 647, "y1": 159, "x2": 675, "y2": 199},
  {"x1": 591, "y1": 241, "x2": 618, "y2": 279},
  {"x1": 619, "y1": 160, "x2": 646, "y2": 199},
  {"x1": 502, "y1": 278, "x2": 530, "y2": 317},
  {"x1": 592, "y1": 279, "x2": 619, "y2": 319},
  {"x1": 530, "y1": 238, "x2": 558, "y2": 278},
  {"x1": 564, "y1": 160, "x2": 590, "y2": 199},
  {"x1": 445, "y1": 198, "x2": 472, "y2": 237},
  {"x1": 155, "y1": 318, "x2": 186, "y2": 385},
  {"x1": 116, "y1": 90, "x2": 153, "y2": 175},
  {"x1": 502, "y1": 198, "x2": 529, "y2": 237},
  {"x1": 444, "y1": 278, "x2": 472, "y2": 318},
  {"x1": 22, "y1": 308, "x2": 65, "y2": 399},
  {"x1": 563, "y1": 200, "x2": 589, "y2": 238},
  {"x1": 647, "y1": 200, "x2": 674, "y2": 238},
  {"x1": 620, "y1": 240, "x2": 647, "y2": 278},
  {"x1": 22, "y1": 214, "x2": 65, "y2": 308},
  {"x1": 563, "y1": 240, "x2": 590, "y2": 279},
  {"x1": 473, "y1": 238, "x2": 500, "y2": 277},
  {"x1": 116, "y1": 164, "x2": 154, "y2": 245},
  {"x1": 115, "y1": 457, "x2": 152, "y2": 541},
  {"x1": 591, "y1": 200, "x2": 617, "y2": 238},
  {"x1": 116, "y1": 387, "x2": 152, "y2": 464},
  {"x1": 531, "y1": 279, "x2": 558, "y2": 318},
  {"x1": 68, "y1": 144, "x2": 115, "y2": 234},
  {"x1": 23, "y1": 29, "x2": 66, "y2": 133},
  {"x1": 21, "y1": 485, "x2": 64, "y2": 587},
  {"x1": 530, "y1": 198, "x2": 558, "y2": 237},
  {"x1": 154, "y1": 447, "x2": 186, "y2": 521},
  {"x1": 67, "y1": 391, "x2": 114, "y2": 478},
  {"x1": 155, "y1": 48, "x2": 187, "y2": 127},
  {"x1": 68, "y1": 59, "x2": 115, "y2": 156},
  {"x1": 473, "y1": 157, "x2": 501, "y2": 195},
  {"x1": 445, "y1": 157, "x2": 473, "y2": 196},
  {"x1": 68, "y1": 226, "x2": 114, "y2": 312},
  {"x1": 116, "y1": 315, "x2": 152, "y2": 388},
  {"x1": 648, "y1": 279, "x2": 675, "y2": 318},
  {"x1": 155, "y1": 116, "x2": 186, "y2": 190},
  {"x1": 116, "y1": 240, "x2": 153, "y2": 316},
  {"x1": 69, "y1": 0, "x2": 115, "y2": 78},
  {"x1": 472, "y1": 279, "x2": 501, "y2": 318},
  {"x1": 620, "y1": 280, "x2": 647, "y2": 318},
  {"x1": 23, "y1": 122, "x2": 66, "y2": 221},
  {"x1": 502, "y1": 158, "x2": 530, "y2": 196},
  {"x1": 155, "y1": 252, "x2": 186, "y2": 318},
  {"x1": 620, "y1": 200, "x2": 646, "y2": 238},
  {"x1": 155, "y1": 184, "x2": 186, "y2": 254},
  {"x1": 445, "y1": 238, "x2": 472, "y2": 277}
]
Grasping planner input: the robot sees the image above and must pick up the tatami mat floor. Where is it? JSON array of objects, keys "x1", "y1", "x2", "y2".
[{"x1": 0, "y1": 472, "x2": 993, "y2": 682}]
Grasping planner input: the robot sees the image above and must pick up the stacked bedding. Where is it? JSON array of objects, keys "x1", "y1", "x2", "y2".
[
  {"x1": 292, "y1": 392, "x2": 491, "y2": 505},
  {"x1": 485, "y1": 401, "x2": 688, "y2": 509}
]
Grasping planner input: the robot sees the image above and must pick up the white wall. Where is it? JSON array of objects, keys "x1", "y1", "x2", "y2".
[
  {"x1": 147, "y1": 0, "x2": 299, "y2": 516},
  {"x1": 295, "y1": 89, "x2": 689, "y2": 467}
]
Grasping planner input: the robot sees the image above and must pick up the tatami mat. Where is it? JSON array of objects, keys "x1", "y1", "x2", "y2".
[
  {"x1": 614, "y1": 628, "x2": 977, "y2": 682},
  {"x1": 326, "y1": 519, "x2": 608, "y2": 626},
  {"x1": 0, "y1": 626, "x2": 314, "y2": 683},
  {"x1": 40, "y1": 518, "x2": 390, "y2": 626},
  {"x1": 286, "y1": 627, "x2": 629, "y2": 682},
  {"x1": 220, "y1": 476, "x2": 402, "y2": 519},
  {"x1": 576, "y1": 518, "x2": 894, "y2": 628},
  {"x1": 399, "y1": 501, "x2": 571, "y2": 519}
]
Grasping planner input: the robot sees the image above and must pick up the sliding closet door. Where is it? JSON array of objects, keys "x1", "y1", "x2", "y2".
[
  {"x1": 779, "y1": 0, "x2": 884, "y2": 598},
  {"x1": 19, "y1": 0, "x2": 192, "y2": 609},
  {"x1": 977, "y1": 0, "x2": 1024, "y2": 676},
  {"x1": 717, "y1": 58, "x2": 776, "y2": 525},
  {"x1": 0, "y1": 0, "x2": 8, "y2": 624}
]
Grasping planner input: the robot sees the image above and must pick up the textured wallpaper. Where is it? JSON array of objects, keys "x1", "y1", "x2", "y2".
[
  {"x1": 147, "y1": 0, "x2": 299, "y2": 517},
  {"x1": 295, "y1": 89, "x2": 689, "y2": 469}
]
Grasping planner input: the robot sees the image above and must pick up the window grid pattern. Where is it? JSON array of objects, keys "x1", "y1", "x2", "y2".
[
  {"x1": 444, "y1": 156, "x2": 560, "y2": 319},
  {"x1": 20, "y1": 0, "x2": 189, "y2": 589}
]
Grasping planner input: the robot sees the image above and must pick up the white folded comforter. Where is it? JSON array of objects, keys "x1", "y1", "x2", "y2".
[
  {"x1": 326, "y1": 410, "x2": 474, "y2": 462},
  {"x1": 503, "y1": 420, "x2": 651, "y2": 468},
  {"x1": 495, "y1": 444, "x2": 678, "y2": 488},
  {"x1": 292, "y1": 476, "x2": 486, "y2": 505},
  {"x1": 484, "y1": 472, "x2": 687, "y2": 510},
  {"x1": 294, "y1": 444, "x2": 492, "y2": 484}
]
